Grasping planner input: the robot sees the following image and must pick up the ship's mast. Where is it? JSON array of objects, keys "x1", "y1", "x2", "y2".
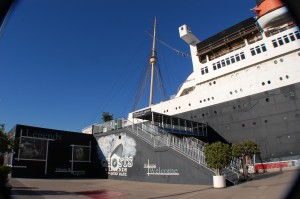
[{"x1": 149, "y1": 17, "x2": 157, "y2": 106}]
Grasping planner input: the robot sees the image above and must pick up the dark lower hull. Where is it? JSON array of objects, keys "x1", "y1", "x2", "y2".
[{"x1": 175, "y1": 83, "x2": 300, "y2": 161}]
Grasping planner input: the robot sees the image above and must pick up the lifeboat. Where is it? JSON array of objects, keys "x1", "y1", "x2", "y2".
[{"x1": 254, "y1": 0, "x2": 290, "y2": 29}]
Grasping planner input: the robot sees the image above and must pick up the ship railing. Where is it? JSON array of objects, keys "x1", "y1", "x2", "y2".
[
  {"x1": 264, "y1": 23, "x2": 296, "y2": 37},
  {"x1": 197, "y1": 23, "x2": 258, "y2": 55}
]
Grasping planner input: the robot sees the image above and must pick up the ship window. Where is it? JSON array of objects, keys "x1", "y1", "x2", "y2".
[
  {"x1": 283, "y1": 35, "x2": 290, "y2": 44},
  {"x1": 280, "y1": 77, "x2": 283, "y2": 80},
  {"x1": 217, "y1": 62, "x2": 221, "y2": 69},
  {"x1": 250, "y1": 48, "x2": 256, "y2": 55},
  {"x1": 230, "y1": 56, "x2": 235, "y2": 63},
  {"x1": 235, "y1": 54, "x2": 241, "y2": 62},
  {"x1": 256, "y1": 46, "x2": 262, "y2": 54},
  {"x1": 240, "y1": 52, "x2": 245, "y2": 60},
  {"x1": 221, "y1": 60, "x2": 226, "y2": 67},
  {"x1": 278, "y1": 37, "x2": 284, "y2": 46},
  {"x1": 295, "y1": 31, "x2": 300, "y2": 39},
  {"x1": 213, "y1": 63, "x2": 217, "y2": 70},
  {"x1": 289, "y1": 33, "x2": 296, "y2": 41},
  {"x1": 226, "y1": 58, "x2": 230, "y2": 65},
  {"x1": 201, "y1": 66, "x2": 209, "y2": 75},
  {"x1": 272, "y1": 40, "x2": 278, "y2": 48},
  {"x1": 261, "y1": 44, "x2": 267, "y2": 52}
]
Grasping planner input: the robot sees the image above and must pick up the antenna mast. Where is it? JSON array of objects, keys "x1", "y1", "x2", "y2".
[{"x1": 149, "y1": 17, "x2": 157, "y2": 106}]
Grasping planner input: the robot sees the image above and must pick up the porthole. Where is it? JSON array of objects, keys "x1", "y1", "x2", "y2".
[
  {"x1": 209, "y1": 82, "x2": 212, "y2": 86},
  {"x1": 279, "y1": 77, "x2": 283, "y2": 80},
  {"x1": 176, "y1": 107, "x2": 177, "y2": 110},
  {"x1": 264, "y1": 120, "x2": 268, "y2": 123},
  {"x1": 188, "y1": 103, "x2": 191, "y2": 106},
  {"x1": 257, "y1": 66, "x2": 260, "y2": 69},
  {"x1": 202, "y1": 113, "x2": 205, "y2": 117},
  {"x1": 214, "y1": 110, "x2": 217, "y2": 114},
  {"x1": 213, "y1": 81, "x2": 216, "y2": 84},
  {"x1": 253, "y1": 122, "x2": 256, "y2": 125},
  {"x1": 208, "y1": 98, "x2": 210, "y2": 101},
  {"x1": 230, "y1": 91, "x2": 233, "y2": 95},
  {"x1": 212, "y1": 97, "x2": 214, "y2": 100},
  {"x1": 286, "y1": 75, "x2": 289, "y2": 79},
  {"x1": 179, "y1": 106, "x2": 181, "y2": 109},
  {"x1": 274, "y1": 60, "x2": 278, "y2": 64},
  {"x1": 235, "y1": 90, "x2": 238, "y2": 93},
  {"x1": 119, "y1": 135, "x2": 121, "y2": 139},
  {"x1": 233, "y1": 106, "x2": 236, "y2": 109},
  {"x1": 298, "y1": 52, "x2": 300, "y2": 56},
  {"x1": 266, "y1": 98, "x2": 269, "y2": 102},
  {"x1": 204, "y1": 99, "x2": 206, "y2": 102},
  {"x1": 240, "y1": 88, "x2": 243, "y2": 92},
  {"x1": 242, "y1": 124, "x2": 245, "y2": 127},
  {"x1": 200, "y1": 100, "x2": 202, "y2": 103},
  {"x1": 280, "y1": 58, "x2": 284, "y2": 62},
  {"x1": 262, "y1": 82, "x2": 265, "y2": 86},
  {"x1": 268, "y1": 80, "x2": 271, "y2": 84}
]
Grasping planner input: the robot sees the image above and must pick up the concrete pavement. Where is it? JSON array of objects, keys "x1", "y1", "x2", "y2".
[{"x1": 8, "y1": 169, "x2": 300, "y2": 199}]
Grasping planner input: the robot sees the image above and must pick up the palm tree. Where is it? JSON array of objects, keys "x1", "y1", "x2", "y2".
[{"x1": 101, "y1": 112, "x2": 113, "y2": 122}]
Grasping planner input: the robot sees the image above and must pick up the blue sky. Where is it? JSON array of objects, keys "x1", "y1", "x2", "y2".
[{"x1": 0, "y1": 0, "x2": 256, "y2": 132}]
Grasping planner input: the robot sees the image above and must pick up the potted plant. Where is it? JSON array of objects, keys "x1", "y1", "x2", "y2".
[
  {"x1": 204, "y1": 141, "x2": 231, "y2": 188},
  {"x1": 232, "y1": 140, "x2": 260, "y2": 181}
]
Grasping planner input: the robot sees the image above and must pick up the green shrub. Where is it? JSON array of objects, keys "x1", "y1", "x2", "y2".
[
  {"x1": 0, "y1": 165, "x2": 11, "y2": 184},
  {"x1": 204, "y1": 141, "x2": 231, "y2": 176}
]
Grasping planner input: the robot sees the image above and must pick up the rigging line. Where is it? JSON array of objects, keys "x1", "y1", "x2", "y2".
[
  {"x1": 155, "y1": 61, "x2": 167, "y2": 101},
  {"x1": 96, "y1": 34, "x2": 148, "y2": 118},
  {"x1": 145, "y1": 31, "x2": 191, "y2": 59},
  {"x1": 132, "y1": 62, "x2": 151, "y2": 111}
]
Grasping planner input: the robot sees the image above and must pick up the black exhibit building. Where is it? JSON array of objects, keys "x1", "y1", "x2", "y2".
[{"x1": 7, "y1": 125, "x2": 105, "y2": 179}]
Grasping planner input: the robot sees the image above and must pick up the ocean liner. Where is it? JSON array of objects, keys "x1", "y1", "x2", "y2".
[{"x1": 124, "y1": 0, "x2": 300, "y2": 162}]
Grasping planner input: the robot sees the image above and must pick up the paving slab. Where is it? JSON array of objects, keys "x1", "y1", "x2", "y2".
[{"x1": 8, "y1": 169, "x2": 300, "y2": 199}]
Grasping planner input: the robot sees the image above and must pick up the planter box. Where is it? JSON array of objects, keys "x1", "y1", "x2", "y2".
[{"x1": 213, "y1": 175, "x2": 226, "y2": 188}]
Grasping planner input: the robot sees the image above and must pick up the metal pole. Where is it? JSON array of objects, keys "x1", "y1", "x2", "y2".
[{"x1": 149, "y1": 17, "x2": 157, "y2": 106}]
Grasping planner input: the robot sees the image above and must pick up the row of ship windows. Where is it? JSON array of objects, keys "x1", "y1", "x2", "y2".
[
  {"x1": 272, "y1": 31, "x2": 300, "y2": 48},
  {"x1": 200, "y1": 31, "x2": 300, "y2": 75},
  {"x1": 229, "y1": 75, "x2": 289, "y2": 95},
  {"x1": 250, "y1": 44, "x2": 267, "y2": 56},
  {"x1": 201, "y1": 52, "x2": 246, "y2": 75},
  {"x1": 163, "y1": 96, "x2": 216, "y2": 113}
]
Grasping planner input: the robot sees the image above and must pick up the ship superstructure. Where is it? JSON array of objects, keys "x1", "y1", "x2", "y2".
[{"x1": 128, "y1": 0, "x2": 300, "y2": 161}]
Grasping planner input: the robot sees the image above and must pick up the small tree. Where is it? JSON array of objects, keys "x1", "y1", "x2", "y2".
[
  {"x1": 101, "y1": 112, "x2": 113, "y2": 122},
  {"x1": 204, "y1": 141, "x2": 231, "y2": 176},
  {"x1": 232, "y1": 140, "x2": 260, "y2": 179},
  {"x1": 0, "y1": 127, "x2": 17, "y2": 185}
]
